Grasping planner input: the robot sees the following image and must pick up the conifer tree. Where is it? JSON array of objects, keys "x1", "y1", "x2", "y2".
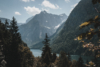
[
  {"x1": 0, "y1": 39, "x2": 7, "y2": 67},
  {"x1": 4, "y1": 19, "x2": 9, "y2": 29},
  {"x1": 9, "y1": 17, "x2": 22, "y2": 67},
  {"x1": 68, "y1": 52, "x2": 71, "y2": 61},
  {"x1": 0, "y1": 18, "x2": 35, "y2": 67},
  {"x1": 86, "y1": 59, "x2": 89, "y2": 65},
  {"x1": 57, "y1": 51, "x2": 69, "y2": 67},
  {"x1": 41, "y1": 33, "x2": 52, "y2": 65},
  {"x1": 51, "y1": 53, "x2": 57, "y2": 63},
  {"x1": 77, "y1": 56, "x2": 84, "y2": 67},
  {"x1": 0, "y1": 20, "x2": 8, "y2": 67}
]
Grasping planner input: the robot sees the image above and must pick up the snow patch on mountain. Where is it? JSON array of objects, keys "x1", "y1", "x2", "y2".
[
  {"x1": 54, "y1": 24, "x2": 61, "y2": 29},
  {"x1": 39, "y1": 32, "x2": 42, "y2": 38},
  {"x1": 44, "y1": 26, "x2": 51, "y2": 29}
]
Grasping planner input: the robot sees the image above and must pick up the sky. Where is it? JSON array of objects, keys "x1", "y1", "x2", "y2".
[{"x1": 0, "y1": 0, "x2": 80, "y2": 23}]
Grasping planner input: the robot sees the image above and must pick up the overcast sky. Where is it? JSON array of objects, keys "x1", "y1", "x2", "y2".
[{"x1": 0, "y1": 0, "x2": 80, "y2": 23}]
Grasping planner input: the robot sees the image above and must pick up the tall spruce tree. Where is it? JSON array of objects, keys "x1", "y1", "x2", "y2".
[
  {"x1": 41, "y1": 33, "x2": 52, "y2": 65},
  {"x1": 4, "y1": 19, "x2": 9, "y2": 29},
  {"x1": 68, "y1": 52, "x2": 71, "y2": 61},
  {"x1": 86, "y1": 59, "x2": 89, "y2": 65},
  {"x1": 77, "y1": 56, "x2": 84, "y2": 67},
  {"x1": 10, "y1": 17, "x2": 22, "y2": 67},
  {"x1": 51, "y1": 53, "x2": 57, "y2": 63},
  {"x1": 57, "y1": 51, "x2": 69, "y2": 67}
]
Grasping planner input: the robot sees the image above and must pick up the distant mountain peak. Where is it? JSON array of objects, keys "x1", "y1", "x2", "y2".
[
  {"x1": 19, "y1": 11, "x2": 68, "y2": 47},
  {"x1": 59, "y1": 13, "x2": 67, "y2": 16},
  {"x1": 40, "y1": 10, "x2": 47, "y2": 14}
]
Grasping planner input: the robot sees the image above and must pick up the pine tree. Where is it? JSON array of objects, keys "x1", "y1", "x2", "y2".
[
  {"x1": 51, "y1": 53, "x2": 57, "y2": 63},
  {"x1": 68, "y1": 52, "x2": 71, "y2": 61},
  {"x1": 0, "y1": 18, "x2": 35, "y2": 67},
  {"x1": 0, "y1": 20, "x2": 7, "y2": 67},
  {"x1": 57, "y1": 51, "x2": 69, "y2": 67},
  {"x1": 86, "y1": 59, "x2": 89, "y2": 65},
  {"x1": 41, "y1": 33, "x2": 52, "y2": 65},
  {"x1": 9, "y1": 17, "x2": 22, "y2": 67},
  {"x1": 0, "y1": 40, "x2": 7, "y2": 67},
  {"x1": 4, "y1": 19, "x2": 9, "y2": 29},
  {"x1": 77, "y1": 56, "x2": 84, "y2": 67}
]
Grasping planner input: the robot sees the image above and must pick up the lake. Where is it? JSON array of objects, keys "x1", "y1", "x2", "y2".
[{"x1": 30, "y1": 49, "x2": 93, "y2": 63}]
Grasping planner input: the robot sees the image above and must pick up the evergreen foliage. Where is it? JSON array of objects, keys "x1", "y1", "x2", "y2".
[
  {"x1": 0, "y1": 18, "x2": 34, "y2": 67},
  {"x1": 41, "y1": 33, "x2": 52, "y2": 65},
  {"x1": 67, "y1": 52, "x2": 71, "y2": 61},
  {"x1": 75, "y1": 0, "x2": 100, "y2": 67},
  {"x1": 70, "y1": 60, "x2": 77, "y2": 67},
  {"x1": 57, "y1": 51, "x2": 69, "y2": 67},
  {"x1": 86, "y1": 59, "x2": 89, "y2": 65},
  {"x1": 51, "y1": 53, "x2": 57, "y2": 63},
  {"x1": 76, "y1": 15, "x2": 100, "y2": 67},
  {"x1": 77, "y1": 56, "x2": 84, "y2": 67},
  {"x1": 8, "y1": 17, "x2": 22, "y2": 67},
  {"x1": 92, "y1": 0, "x2": 100, "y2": 4},
  {"x1": 0, "y1": 23, "x2": 7, "y2": 67},
  {"x1": 50, "y1": 0, "x2": 100, "y2": 56},
  {"x1": 19, "y1": 45, "x2": 34, "y2": 67},
  {"x1": 92, "y1": 50, "x2": 100, "y2": 67},
  {"x1": 4, "y1": 19, "x2": 9, "y2": 29}
]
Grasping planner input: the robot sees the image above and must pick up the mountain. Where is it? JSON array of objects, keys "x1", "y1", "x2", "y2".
[
  {"x1": 19, "y1": 11, "x2": 67, "y2": 47},
  {"x1": 50, "y1": 0, "x2": 100, "y2": 56},
  {"x1": 26, "y1": 16, "x2": 34, "y2": 23},
  {"x1": 0, "y1": 17, "x2": 24, "y2": 26},
  {"x1": 0, "y1": 18, "x2": 11, "y2": 23},
  {"x1": 30, "y1": 21, "x2": 65, "y2": 49}
]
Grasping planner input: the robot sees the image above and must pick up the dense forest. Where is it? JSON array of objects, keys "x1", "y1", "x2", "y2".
[{"x1": 0, "y1": 0, "x2": 100, "y2": 67}]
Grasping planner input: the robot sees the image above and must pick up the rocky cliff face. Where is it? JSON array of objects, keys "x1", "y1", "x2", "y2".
[
  {"x1": 50, "y1": 0, "x2": 100, "y2": 55},
  {"x1": 19, "y1": 11, "x2": 67, "y2": 47}
]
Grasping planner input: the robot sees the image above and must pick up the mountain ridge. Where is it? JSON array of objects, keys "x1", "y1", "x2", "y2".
[
  {"x1": 19, "y1": 11, "x2": 67, "y2": 47},
  {"x1": 50, "y1": 0, "x2": 100, "y2": 55}
]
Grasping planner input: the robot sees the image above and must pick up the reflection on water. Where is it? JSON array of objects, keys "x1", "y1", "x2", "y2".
[{"x1": 30, "y1": 49, "x2": 93, "y2": 63}]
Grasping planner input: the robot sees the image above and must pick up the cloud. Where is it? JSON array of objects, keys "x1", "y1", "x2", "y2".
[
  {"x1": 24, "y1": 6, "x2": 41, "y2": 15},
  {"x1": 22, "y1": 0, "x2": 35, "y2": 2},
  {"x1": 31, "y1": 0, "x2": 35, "y2": 1},
  {"x1": 15, "y1": 12, "x2": 21, "y2": 15},
  {"x1": 70, "y1": 3, "x2": 78, "y2": 12},
  {"x1": 76, "y1": 0, "x2": 80, "y2": 2},
  {"x1": 65, "y1": 0, "x2": 70, "y2": 3},
  {"x1": 41, "y1": 0, "x2": 60, "y2": 9},
  {"x1": 22, "y1": 0, "x2": 30, "y2": 2}
]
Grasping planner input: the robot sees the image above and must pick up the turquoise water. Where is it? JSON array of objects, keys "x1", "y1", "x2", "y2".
[
  {"x1": 31, "y1": 49, "x2": 42, "y2": 57},
  {"x1": 30, "y1": 49, "x2": 93, "y2": 63}
]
